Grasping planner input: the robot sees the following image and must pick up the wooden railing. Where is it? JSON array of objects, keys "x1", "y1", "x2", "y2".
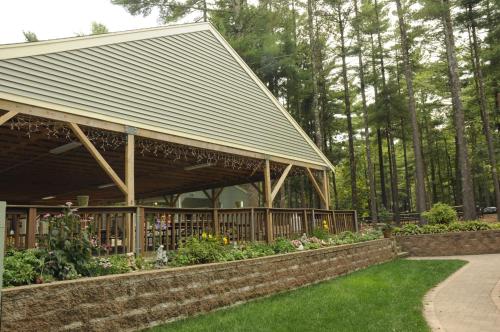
[
  {"x1": 4, "y1": 205, "x2": 136, "y2": 255},
  {"x1": 4, "y1": 205, "x2": 358, "y2": 255}
]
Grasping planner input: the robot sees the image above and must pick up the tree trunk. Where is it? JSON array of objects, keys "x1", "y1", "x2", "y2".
[
  {"x1": 401, "y1": 118, "x2": 412, "y2": 211},
  {"x1": 337, "y1": 4, "x2": 358, "y2": 213},
  {"x1": 370, "y1": 32, "x2": 388, "y2": 210},
  {"x1": 395, "y1": 0, "x2": 427, "y2": 221},
  {"x1": 441, "y1": 0, "x2": 476, "y2": 219},
  {"x1": 306, "y1": 0, "x2": 323, "y2": 150},
  {"x1": 387, "y1": 128, "x2": 400, "y2": 224},
  {"x1": 468, "y1": 5, "x2": 500, "y2": 221},
  {"x1": 354, "y1": 0, "x2": 377, "y2": 222}
]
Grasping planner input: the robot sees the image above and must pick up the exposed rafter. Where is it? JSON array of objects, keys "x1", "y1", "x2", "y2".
[{"x1": 68, "y1": 122, "x2": 128, "y2": 195}]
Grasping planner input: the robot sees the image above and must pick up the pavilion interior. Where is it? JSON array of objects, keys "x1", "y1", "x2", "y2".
[{"x1": 0, "y1": 112, "x2": 295, "y2": 206}]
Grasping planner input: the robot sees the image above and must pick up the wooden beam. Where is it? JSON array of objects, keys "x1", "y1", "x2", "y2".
[
  {"x1": 202, "y1": 190, "x2": 212, "y2": 200},
  {"x1": 26, "y1": 207, "x2": 37, "y2": 249},
  {"x1": 264, "y1": 159, "x2": 273, "y2": 242},
  {"x1": 211, "y1": 188, "x2": 224, "y2": 207},
  {"x1": 305, "y1": 168, "x2": 327, "y2": 206},
  {"x1": 322, "y1": 170, "x2": 330, "y2": 209},
  {"x1": 0, "y1": 111, "x2": 18, "y2": 126},
  {"x1": 125, "y1": 134, "x2": 135, "y2": 205},
  {"x1": 271, "y1": 164, "x2": 292, "y2": 203},
  {"x1": 68, "y1": 122, "x2": 128, "y2": 195},
  {"x1": 250, "y1": 182, "x2": 263, "y2": 195},
  {"x1": 172, "y1": 194, "x2": 180, "y2": 206},
  {"x1": 264, "y1": 160, "x2": 272, "y2": 208}
]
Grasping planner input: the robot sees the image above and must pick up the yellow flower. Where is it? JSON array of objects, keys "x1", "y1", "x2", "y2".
[
  {"x1": 201, "y1": 232, "x2": 207, "y2": 240},
  {"x1": 223, "y1": 237, "x2": 229, "y2": 245},
  {"x1": 208, "y1": 234, "x2": 213, "y2": 239}
]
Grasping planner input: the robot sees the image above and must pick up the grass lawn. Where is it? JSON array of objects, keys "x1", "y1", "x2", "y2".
[{"x1": 148, "y1": 259, "x2": 466, "y2": 332}]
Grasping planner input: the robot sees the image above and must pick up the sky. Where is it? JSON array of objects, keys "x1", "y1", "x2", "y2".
[{"x1": 0, "y1": 0, "x2": 162, "y2": 44}]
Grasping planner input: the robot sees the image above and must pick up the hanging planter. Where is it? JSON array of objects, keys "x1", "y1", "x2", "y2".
[{"x1": 76, "y1": 195, "x2": 89, "y2": 207}]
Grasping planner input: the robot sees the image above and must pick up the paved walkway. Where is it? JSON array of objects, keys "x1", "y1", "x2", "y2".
[{"x1": 410, "y1": 254, "x2": 500, "y2": 332}]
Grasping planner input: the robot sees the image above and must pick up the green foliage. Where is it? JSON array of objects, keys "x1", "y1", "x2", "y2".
[
  {"x1": 311, "y1": 227, "x2": 330, "y2": 240},
  {"x1": 272, "y1": 238, "x2": 296, "y2": 254},
  {"x1": 304, "y1": 242, "x2": 322, "y2": 250},
  {"x1": 85, "y1": 255, "x2": 132, "y2": 277},
  {"x1": 42, "y1": 206, "x2": 92, "y2": 279},
  {"x1": 242, "y1": 243, "x2": 275, "y2": 258},
  {"x1": 3, "y1": 249, "x2": 44, "y2": 287},
  {"x1": 394, "y1": 221, "x2": 500, "y2": 235},
  {"x1": 393, "y1": 224, "x2": 423, "y2": 236},
  {"x1": 422, "y1": 203, "x2": 458, "y2": 225},
  {"x1": 171, "y1": 236, "x2": 227, "y2": 266}
]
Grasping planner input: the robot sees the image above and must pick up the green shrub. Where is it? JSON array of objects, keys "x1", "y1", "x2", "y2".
[
  {"x1": 3, "y1": 249, "x2": 45, "y2": 287},
  {"x1": 393, "y1": 224, "x2": 423, "y2": 236},
  {"x1": 41, "y1": 204, "x2": 93, "y2": 279},
  {"x1": 421, "y1": 224, "x2": 448, "y2": 234},
  {"x1": 243, "y1": 243, "x2": 274, "y2": 258},
  {"x1": 360, "y1": 229, "x2": 383, "y2": 241},
  {"x1": 422, "y1": 203, "x2": 457, "y2": 225},
  {"x1": 171, "y1": 236, "x2": 227, "y2": 266},
  {"x1": 311, "y1": 228, "x2": 330, "y2": 240},
  {"x1": 329, "y1": 231, "x2": 361, "y2": 245},
  {"x1": 460, "y1": 221, "x2": 491, "y2": 231},
  {"x1": 394, "y1": 220, "x2": 499, "y2": 236},
  {"x1": 272, "y1": 238, "x2": 295, "y2": 254},
  {"x1": 304, "y1": 242, "x2": 322, "y2": 250},
  {"x1": 85, "y1": 255, "x2": 133, "y2": 276}
]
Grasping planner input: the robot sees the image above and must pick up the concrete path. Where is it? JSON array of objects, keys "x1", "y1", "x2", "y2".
[{"x1": 410, "y1": 254, "x2": 500, "y2": 332}]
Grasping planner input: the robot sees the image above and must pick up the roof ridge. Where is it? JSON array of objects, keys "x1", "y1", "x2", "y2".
[{"x1": 0, "y1": 22, "x2": 211, "y2": 60}]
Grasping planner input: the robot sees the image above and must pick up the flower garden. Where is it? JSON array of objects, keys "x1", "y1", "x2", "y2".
[{"x1": 2, "y1": 204, "x2": 381, "y2": 287}]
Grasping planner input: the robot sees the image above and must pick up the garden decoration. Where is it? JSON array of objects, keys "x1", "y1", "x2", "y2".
[{"x1": 155, "y1": 245, "x2": 168, "y2": 268}]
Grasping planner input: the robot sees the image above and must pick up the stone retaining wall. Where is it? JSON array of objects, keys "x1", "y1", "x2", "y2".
[
  {"x1": 1, "y1": 239, "x2": 396, "y2": 332},
  {"x1": 395, "y1": 230, "x2": 500, "y2": 256}
]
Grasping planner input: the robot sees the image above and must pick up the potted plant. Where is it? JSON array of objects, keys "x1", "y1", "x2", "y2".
[
  {"x1": 382, "y1": 222, "x2": 393, "y2": 238},
  {"x1": 76, "y1": 195, "x2": 89, "y2": 207}
]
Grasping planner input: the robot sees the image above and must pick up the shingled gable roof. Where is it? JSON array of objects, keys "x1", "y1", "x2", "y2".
[{"x1": 0, "y1": 22, "x2": 333, "y2": 170}]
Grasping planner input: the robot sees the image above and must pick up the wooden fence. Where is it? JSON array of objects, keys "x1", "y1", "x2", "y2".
[{"x1": 3, "y1": 205, "x2": 357, "y2": 255}]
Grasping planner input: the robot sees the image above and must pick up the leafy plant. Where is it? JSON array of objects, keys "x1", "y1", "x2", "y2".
[
  {"x1": 394, "y1": 221, "x2": 500, "y2": 235},
  {"x1": 41, "y1": 203, "x2": 93, "y2": 279},
  {"x1": 393, "y1": 224, "x2": 423, "y2": 236},
  {"x1": 171, "y1": 236, "x2": 226, "y2": 266},
  {"x1": 421, "y1": 203, "x2": 458, "y2": 225},
  {"x1": 311, "y1": 227, "x2": 330, "y2": 240},
  {"x1": 3, "y1": 249, "x2": 45, "y2": 287},
  {"x1": 85, "y1": 255, "x2": 132, "y2": 276},
  {"x1": 272, "y1": 238, "x2": 295, "y2": 254}
]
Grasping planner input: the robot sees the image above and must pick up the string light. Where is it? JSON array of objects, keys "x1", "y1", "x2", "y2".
[{"x1": 6, "y1": 115, "x2": 306, "y2": 176}]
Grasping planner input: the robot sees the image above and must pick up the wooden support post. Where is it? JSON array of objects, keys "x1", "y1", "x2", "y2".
[
  {"x1": 354, "y1": 210, "x2": 359, "y2": 232},
  {"x1": 250, "y1": 208, "x2": 256, "y2": 242},
  {"x1": 264, "y1": 159, "x2": 273, "y2": 243},
  {"x1": 271, "y1": 164, "x2": 292, "y2": 202},
  {"x1": 212, "y1": 188, "x2": 220, "y2": 236},
  {"x1": 26, "y1": 207, "x2": 37, "y2": 249},
  {"x1": 69, "y1": 123, "x2": 128, "y2": 195},
  {"x1": 322, "y1": 170, "x2": 330, "y2": 210},
  {"x1": 331, "y1": 210, "x2": 338, "y2": 234},
  {"x1": 125, "y1": 134, "x2": 135, "y2": 206},
  {"x1": 303, "y1": 209, "x2": 309, "y2": 235},
  {"x1": 0, "y1": 201, "x2": 5, "y2": 307},
  {"x1": 135, "y1": 207, "x2": 145, "y2": 256},
  {"x1": 305, "y1": 168, "x2": 327, "y2": 207},
  {"x1": 0, "y1": 111, "x2": 18, "y2": 126}
]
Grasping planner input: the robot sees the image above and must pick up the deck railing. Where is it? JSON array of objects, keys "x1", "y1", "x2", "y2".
[{"x1": 3, "y1": 205, "x2": 358, "y2": 255}]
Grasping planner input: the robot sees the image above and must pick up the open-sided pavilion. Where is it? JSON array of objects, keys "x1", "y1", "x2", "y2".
[{"x1": 0, "y1": 23, "x2": 355, "y2": 254}]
